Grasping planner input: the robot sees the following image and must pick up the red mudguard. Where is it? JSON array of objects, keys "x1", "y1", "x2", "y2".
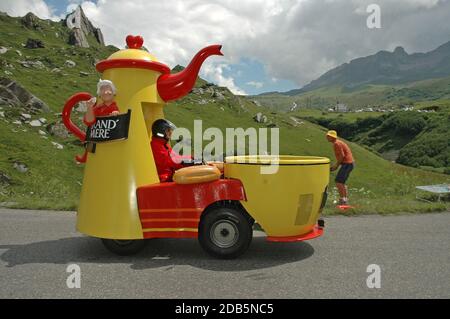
[
  {"x1": 136, "y1": 179, "x2": 246, "y2": 239},
  {"x1": 266, "y1": 225, "x2": 324, "y2": 242}
]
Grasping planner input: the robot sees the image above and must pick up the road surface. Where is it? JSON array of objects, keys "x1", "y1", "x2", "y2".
[{"x1": 0, "y1": 208, "x2": 449, "y2": 298}]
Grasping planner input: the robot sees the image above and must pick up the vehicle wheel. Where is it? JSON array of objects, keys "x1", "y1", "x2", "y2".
[
  {"x1": 199, "y1": 206, "x2": 252, "y2": 259},
  {"x1": 101, "y1": 239, "x2": 146, "y2": 256}
]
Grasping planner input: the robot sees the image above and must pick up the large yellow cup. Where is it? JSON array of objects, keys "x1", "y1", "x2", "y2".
[{"x1": 224, "y1": 155, "x2": 330, "y2": 237}]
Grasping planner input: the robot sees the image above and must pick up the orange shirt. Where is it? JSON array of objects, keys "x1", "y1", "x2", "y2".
[{"x1": 333, "y1": 139, "x2": 354, "y2": 164}]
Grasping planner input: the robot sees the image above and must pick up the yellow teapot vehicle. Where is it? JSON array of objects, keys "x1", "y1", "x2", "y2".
[{"x1": 62, "y1": 35, "x2": 330, "y2": 259}]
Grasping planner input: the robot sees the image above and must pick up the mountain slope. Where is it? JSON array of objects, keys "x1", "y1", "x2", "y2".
[
  {"x1": 0, "y1": 11, "x2": 448, "y2": 214},
  {"x1": 285, "y1": 41, "x2": 450, "y2": 95},
  {"x1": 252, "y1": 75, "x2": 450, "y2": 112},
  {"x1": 296, "y1": 108, "x2": 450, "y2": 174}
]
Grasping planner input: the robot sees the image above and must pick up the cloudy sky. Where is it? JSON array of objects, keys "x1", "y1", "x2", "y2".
[{"x1": 1, "y1": 0, "x2": 450, "y2": 95}]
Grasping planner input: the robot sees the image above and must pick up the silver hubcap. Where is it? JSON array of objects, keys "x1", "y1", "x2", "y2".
[{"x1": 210, "y1": 220, "x2": 239, "y2": 248}]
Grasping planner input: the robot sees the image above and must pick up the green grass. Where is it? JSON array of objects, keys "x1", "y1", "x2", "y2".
[
  {"x1": 0, "y1": 118, "x2": 83, "y2": 210},
  {"x1": 291, "y1": 108, "x2": 384, "y2": 122},
  {"x1": 252, "y1": 76, "x2": 450, "y2": 111},
  {"x1": 0, "y1": 12, "x2": 449, "y2": 214},
  {"x1": 292, "y1": 108, "x2": 450, "y2": 175},
  {"x1": 414, "y1": 99, "x2": 450, "y2": 111},
  {"x1": 0, "y1": 13, "x2": 118, "y2": 113},
  {"x1": 166, "y1": 98, "x2": 450, "y2": 215},
  {"x1": 0, "y1": 13, "x2": 115, "y2": 209}
]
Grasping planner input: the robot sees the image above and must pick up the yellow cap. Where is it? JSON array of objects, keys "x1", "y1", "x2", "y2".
[{"x1": 326, "y1": 130, "x2": 337, "y2": 139}]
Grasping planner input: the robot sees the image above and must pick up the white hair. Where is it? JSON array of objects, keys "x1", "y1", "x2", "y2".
[{"x1": 97, "y1": 79, "x2": 117, "y2": 96}]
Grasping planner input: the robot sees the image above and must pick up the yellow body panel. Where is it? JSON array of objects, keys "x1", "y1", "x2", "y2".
[
  {"x1": 224, "y1": 155, "x2": 330, "y2": 237},
  {"x1": 107, "y1": 48, "x2": 158, "y2": 61},
  {"x1": 77, "y1": 65, "x2": 165, "y2": 239}
]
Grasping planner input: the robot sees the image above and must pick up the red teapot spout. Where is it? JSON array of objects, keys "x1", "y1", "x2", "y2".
[{"x1": 157, "y1": 45, "x2": 223, "y2": 102}]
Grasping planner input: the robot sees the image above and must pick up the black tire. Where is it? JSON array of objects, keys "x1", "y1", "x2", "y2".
[
  {"x1": 101, "y1": 239, "x2": 146, "y2": 256},
  {"x1": 199, "y1": 206, "x2": 252, "y2": 259}
]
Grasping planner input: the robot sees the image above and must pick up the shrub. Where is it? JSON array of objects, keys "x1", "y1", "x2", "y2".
[{"x1": 379, "y1": 112, "x2": 427, "y2": 136}]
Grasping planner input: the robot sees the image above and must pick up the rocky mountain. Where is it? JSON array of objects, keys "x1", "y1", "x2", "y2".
[
  {"x1": 0, "y1": 77, "x2": 49, "y2": 112},
  {"x1": 17, "y1": 6, "x2": 105, "y2": 49},
  {"x1": 64, "y1": 6, "x2": 105, "y2": 48},
  {"x1": 283, "y1": 41, "x2": 450, "y2": 95}
]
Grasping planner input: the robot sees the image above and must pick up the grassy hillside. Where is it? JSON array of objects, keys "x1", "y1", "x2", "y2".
[
  {"x1": 167, "y1": 97, "x2": 450, "y2": 215},
  {"x1": 252, "y1": 76, "x2": 450, "y2": 111},
  {"x1": 0, "y1": 13, "x2": 448, "y2": 215},
  {"x1": 295, "y1": 107, "x2": 450, "y2": 175},
  {"x1": 0, "y1": 13, "x2": 118, "y2": 110},
  {"x1": 0, "y1": 13, "x2": 117, "y2": 209}
]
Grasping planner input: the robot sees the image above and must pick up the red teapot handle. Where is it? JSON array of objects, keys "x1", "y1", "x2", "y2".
[{"x1": 62, "y1": 92, "x2": 92, "y2": 141}]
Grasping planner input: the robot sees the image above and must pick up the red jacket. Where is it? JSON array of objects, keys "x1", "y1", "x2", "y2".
[
  {"x1": 150, "y1": 137, "x2": 191, "y2": 182},
  {"x1": 83, "y1": 102, "x2": 119, "y2": 126}
]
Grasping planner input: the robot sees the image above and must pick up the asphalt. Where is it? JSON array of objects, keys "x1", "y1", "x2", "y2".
[{"x1": 0, "y1": 208, "x2": 449, "y2": 298}]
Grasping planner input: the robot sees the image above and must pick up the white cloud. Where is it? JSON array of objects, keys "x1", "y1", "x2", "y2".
[
  {"x1": 201, "y1": 63, "x2": 247, "y2": 95},
  {"x1": 2, "y1": 0, "x2": 450, "y2": 91},
  {"x1": 74, "y1": 0, "x2": 257, "y2": 94},
  {"x1": 0, "y1": 0, "x2": 61, "y2": 20},
  {"x1": 73, "y1": 0, "x2": 450, "y2": 90},
  {"x1": 246, "y1": 81, "x2": 264, "y2": 89},
  {"x1": 66, "y1": 4, "x2": 79, "y2": 14}
]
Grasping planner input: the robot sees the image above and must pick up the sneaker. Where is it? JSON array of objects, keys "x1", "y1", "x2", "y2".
[{"x1": 339, "y1": 199, "x2": 348, "y2": 205}]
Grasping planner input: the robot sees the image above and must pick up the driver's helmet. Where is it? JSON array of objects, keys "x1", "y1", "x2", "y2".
[{"x1": 152, "y1": 119, "x2": 177, "y2": 140}]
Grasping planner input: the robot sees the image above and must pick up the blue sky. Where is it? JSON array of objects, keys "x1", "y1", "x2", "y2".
[
  {"x1": 220, "y1": 59, "x2": 297, "y2": 95},
  {"x1": 43, "y1": 0, "x2": 68, "y2": 13}
]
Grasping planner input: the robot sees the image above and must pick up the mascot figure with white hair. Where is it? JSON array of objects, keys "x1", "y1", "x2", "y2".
[
  {"x1": 84, "y1": 79, "x2": 120, "y2": 125},
  {"x1": 76, "y1": 79, "x2": 121, "y2": 162}
]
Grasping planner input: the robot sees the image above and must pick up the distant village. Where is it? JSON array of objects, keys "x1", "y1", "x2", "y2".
[
  {"x1": 289, "y1": 101, "x2": 437, "y2": 113},
  {"x1": 328, "y1": 102, "x2": 436, "y2": 113}
]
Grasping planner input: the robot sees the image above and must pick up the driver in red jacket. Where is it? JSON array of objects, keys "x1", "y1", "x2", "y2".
[{"x1": 150, "y1": 119, "x2": 193, "y2": 182}]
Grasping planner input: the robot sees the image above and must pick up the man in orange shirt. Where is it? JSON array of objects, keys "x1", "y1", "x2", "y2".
[{"x1": 326, "y1": 130, "x2": 355, "y2": 205}]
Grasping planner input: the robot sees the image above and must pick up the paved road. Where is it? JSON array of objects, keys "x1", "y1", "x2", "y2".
[{"x1": 0, "y1": 208, "x2": 449, "y2": 298}]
